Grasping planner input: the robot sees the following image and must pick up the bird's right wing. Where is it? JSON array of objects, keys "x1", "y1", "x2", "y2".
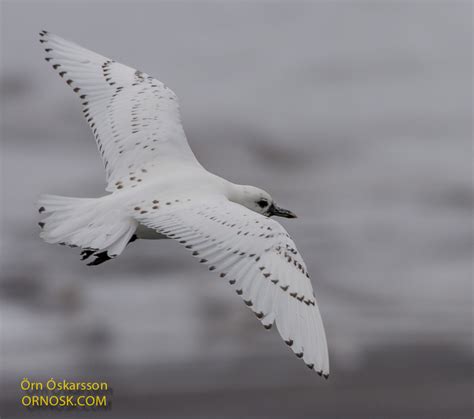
[
  {"x1": 133, "y1": 197, "x2": 330, "y2": 377},
  {"x1": 39, "y1": 31, "x2": 201, "y2": 191}
]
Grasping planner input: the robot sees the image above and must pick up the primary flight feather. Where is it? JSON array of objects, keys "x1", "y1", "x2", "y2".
[{"x1": 37, "y1": 31, "x2": 330, "y2": 377}]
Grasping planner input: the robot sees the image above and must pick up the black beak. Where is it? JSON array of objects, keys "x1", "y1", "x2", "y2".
[{"x1": 268, "y1": 203, "x2": 297, "y2": 219}]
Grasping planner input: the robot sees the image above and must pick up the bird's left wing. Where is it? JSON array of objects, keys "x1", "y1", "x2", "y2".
[
  {"x1": 133, "y1": 197, "x2": 329, "y2": 376},
  {"x1": 39, "y1": 31, "x2": 201, "y2": 191}
]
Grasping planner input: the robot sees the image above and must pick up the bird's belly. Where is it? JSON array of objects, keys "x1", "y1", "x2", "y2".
[{"x1": 135, "y1": 223, "x2": 169, "y2": 240}]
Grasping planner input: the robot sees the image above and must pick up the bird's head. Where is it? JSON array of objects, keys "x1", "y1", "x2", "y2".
[{"x1": 230, "y1": 185, "x2": 297, "y2": 219}]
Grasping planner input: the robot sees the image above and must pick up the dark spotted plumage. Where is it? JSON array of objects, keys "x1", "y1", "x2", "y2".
[
  {"x1": 136, "y1": 201, "x2": 328, "y2": 376},
  {"x1": 38, "y1": 30, "x2": 198, "y2": 193},
  {"x1": 37, "y1": 31, "x2": 328, "y2": 378}
]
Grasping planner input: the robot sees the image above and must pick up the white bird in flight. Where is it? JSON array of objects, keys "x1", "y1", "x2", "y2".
[{"x1": 37, "y1": 31, "x2": 329, "y2": 377}]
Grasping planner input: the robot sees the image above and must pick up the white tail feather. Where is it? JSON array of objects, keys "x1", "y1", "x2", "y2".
[{"x1": 38, "y1": 194, "x2": 137, "y2": 264}]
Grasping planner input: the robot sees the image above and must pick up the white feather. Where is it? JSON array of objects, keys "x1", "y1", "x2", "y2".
[{"x1": 37, "y1": 32, "x2": 330, "y2": 376}]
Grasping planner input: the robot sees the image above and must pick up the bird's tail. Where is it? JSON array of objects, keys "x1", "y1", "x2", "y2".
[{"x1": 37, "y1": 194, "x2": 137, "y2": 265}]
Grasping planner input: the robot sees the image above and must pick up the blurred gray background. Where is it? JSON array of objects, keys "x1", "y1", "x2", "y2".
[{"x1": 0, "y1": 1, "x2": 472, "y2": 418}]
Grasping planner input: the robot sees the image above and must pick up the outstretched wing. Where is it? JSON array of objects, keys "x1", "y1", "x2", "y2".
[
  {"x1": 133, "y1": 197, "x2": 329, "y2": 377},
  {"x1": 39, "y1": 31, "x2": 201, "y2": 191}
]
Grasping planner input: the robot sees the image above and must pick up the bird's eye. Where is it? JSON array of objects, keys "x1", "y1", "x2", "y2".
[{"x1": 257, "y1": 199, "x2": 268, "y2": 208}]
